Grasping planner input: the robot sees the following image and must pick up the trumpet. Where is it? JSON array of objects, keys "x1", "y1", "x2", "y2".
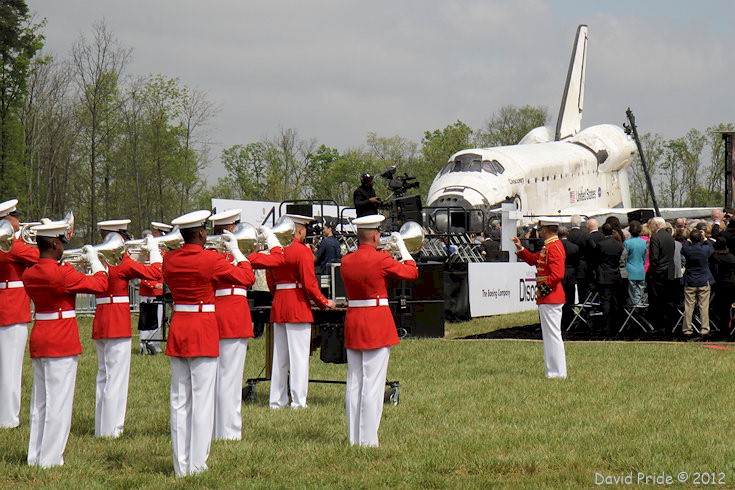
[
  {"x1": 379, "y1": 221, "x2": 425, "y2": 258},
  {"x1": 21, "y1": 212, "x2": 74, "y2": 245},
  {"x1": 0, "y1": 219, "x2": 13, "y2": 253},
  {"x1": 126, "y1": 226, "x2": 184, "y2": 262},
  {"x1": 61, "y1": 232, "x2": 126, "y2": 269}
]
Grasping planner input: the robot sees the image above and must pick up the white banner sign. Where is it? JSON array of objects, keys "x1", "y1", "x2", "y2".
[{"x1": 468, "y1": 262, "x2": 539, "y2": 317}]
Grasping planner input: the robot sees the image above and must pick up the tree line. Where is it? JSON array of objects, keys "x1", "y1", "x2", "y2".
[{"x1": 2, "y1": 4, "x2": 732, "y2": 241}]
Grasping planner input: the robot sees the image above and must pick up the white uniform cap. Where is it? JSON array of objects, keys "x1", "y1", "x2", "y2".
[
  {"x1": 171, "y1": 210, "x2": 211, "y2": 229},
  {"x1": 538, "y1": 219, "x2": 560, "y2": 227},
  {"x1": 97, "y1": 219, "x2": 131, "y2": 231},
  {"x1": 0, "y1": 199, "x2": 19, "y2": 218},
  {"x1": 352, "y1": 214, "x2": 385, "y2": 230},
  {"x1": 33, "y1": 220, "x2": 68, "y2": 238},
  {"x1": 209, "y1": 208, "x2": 242, "y2": 226},
  {"x1": 151, "y1": 221, "x2": 173, "y2": 232},
  {"x1": 285, "y1": 214, "x2": 314, "y2": 226}
]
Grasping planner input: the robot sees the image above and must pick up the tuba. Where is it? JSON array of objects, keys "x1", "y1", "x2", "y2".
[
  {"x1": 126, "y1": 226, "x2": 184, "y2": 262},
  {"x1": 61, "y1": 232, "x2": 126, "y2": 269},
  {"x1": 0, "y1": 219, "x2": 14, "y2": 253},
  {"x1": 206, "y1": 222, "x2": 258, "y2": 255},
  {"x1": 379, "y1": 221, "x2": 425, "y2": 259}
]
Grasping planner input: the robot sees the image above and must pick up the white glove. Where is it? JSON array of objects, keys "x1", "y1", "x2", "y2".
[
  {"x1": 145, "y1": 235, "x2": 163, "y2": 264},
  {"x1": 222, "y1": 230, "x2": 247, "y2": 264},
  {"x1": 391, "y1": 232, "x2": 413, "y2": 262},
  {"x1": 83, "y1": 245, "x2": 106, "y2": 274},
  {"x1": 259, "y1": 226, "x2": 281, "y2": 251}
]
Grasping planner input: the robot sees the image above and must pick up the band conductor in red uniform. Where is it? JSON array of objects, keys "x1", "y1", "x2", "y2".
[
  {"x1": 0, "y1": 199, "x2": 39, "y2": 428},
  {"x1": 92, "y1": 219, "x2": 163, "y2": 439},
  {"x1": 266, "y1": 214, "x2": 335, "y2": 409},
  {"x1": 163, "y1": 210, "x2": 254, "y2": 477},
  {"x1": 23, "y1": 220, "x2": 109, "y2": 468},
  {"x1": 512, "y1": 219, "x2": 568, "y2": 378},
  {"x1": 340, "y1": 214, "x2": 418, "y2": 447}
]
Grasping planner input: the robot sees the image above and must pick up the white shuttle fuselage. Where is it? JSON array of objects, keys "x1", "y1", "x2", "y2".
[{"x1": 425, "y1": 25, "x2": 638, "y2": 229}]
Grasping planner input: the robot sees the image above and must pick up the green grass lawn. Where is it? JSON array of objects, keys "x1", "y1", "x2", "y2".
[{"x1": 2, "y1": 315, "x2": 734, "y2": 488}]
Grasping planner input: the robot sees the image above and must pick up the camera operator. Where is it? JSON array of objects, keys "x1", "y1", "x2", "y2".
[
  {"x1": 314, "y1": 221, "x2": 341, "y2": 275},
  {"x1": 353, "y1": 174, "x2": 381, "y2": 217}
]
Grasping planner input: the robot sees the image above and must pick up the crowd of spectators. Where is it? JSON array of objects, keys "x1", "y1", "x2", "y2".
[
  {"x1": 473, "y1": 208, "x2": 735, "y2": 338},
  {"x1": 552, "y1": 209, "x2": 735, "y2": 339}
]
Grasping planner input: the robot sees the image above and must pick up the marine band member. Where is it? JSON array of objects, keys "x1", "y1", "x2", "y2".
[
  {"x1": 209, "y1": 209, "x2": 285, "y2": 441},
  {"x1": 266, "y1": 214, "x2": 336, "y2": 409},
  {"x1": 340, "y1": 214, "x2": 418, "y2": 446},
  {"x1": 163, "y1": 210, "x2": 254, "y2": 477},
  {"x1": 23, "y1": 220, "x2": 109, "y2": 467},
  {"x1": 512, "y1": 219, "x2": 567, "y2": 378},
  {"x1": 92, "y1": 219, "x2": 163, "y2": 438},
  {"x1": 0, "y1": 199, "x2": 39, "y2": 428}
]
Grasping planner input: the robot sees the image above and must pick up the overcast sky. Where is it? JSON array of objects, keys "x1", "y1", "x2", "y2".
[{"x1": 29, "y1": 0, "x2": 735, "y2": 182}]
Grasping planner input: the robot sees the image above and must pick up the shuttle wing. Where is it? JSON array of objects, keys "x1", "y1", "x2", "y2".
[{"x1": 555, "y1": 25, "x2": 588, "y2": 141}]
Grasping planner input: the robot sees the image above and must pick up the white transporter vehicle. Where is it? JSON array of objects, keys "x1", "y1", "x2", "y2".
[{"x1": 426, "y1": 25, "x2": 638, "y2": 231}]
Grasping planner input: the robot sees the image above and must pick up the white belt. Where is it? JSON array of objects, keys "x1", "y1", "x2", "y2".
[
  {"x1": 276, "y1": 283, "x2": 302, "y2": 290},
  {"x1": 95, "y1": 296, "x2": 130, "y2": 305},
  {"x1": 348, "y1": 298, "x2": 389, "y2": 307},
  {"x1": 0, "y1": 280, "x2": 23, "y2": 289},
  {"x1": 173, "y1": 303, "x2": 215, "y2": 312},
  {"x1": 215, "y1": 288, "x2": 248, "y2": 297},
  {"x1": 35, "y1": 310, "x2": 76, "y2": 320}
]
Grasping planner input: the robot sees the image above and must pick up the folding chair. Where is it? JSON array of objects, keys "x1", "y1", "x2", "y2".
[
  {"x1": 619, "y1": 303, "x2": 654, "y2": 334},
  {"x1": 729, "y1": 303, "x2": 735, "y2": 337},
  {"x1": 566, "y1": 290, "x2": 600, "y2": 331}
]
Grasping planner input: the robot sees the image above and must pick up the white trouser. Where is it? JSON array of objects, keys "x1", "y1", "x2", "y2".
[
  {"x1": 346, "y1": 347, "x2": 390, "y2": 447},
  {"x1": 95, "y1": 338, "x2": 132, "y2": 438},
  {"x1": 538, "y1": 304, "x2": 567, "y2": 378},
  {"x1": 214, "y1": 338, "x2": 248, "y2": 441},
  {"x1": 0, "y1": 323, "x2": 28, "y2": 427},
  {"x1": 139, "y1": 296, "x2": 163, "y2": 353},
  {"x1": 170, "y1": 356, "x2": 217, "y2": 477},
  {"x1": 28, "y1": 356, "x2": 78, "y2": 468},
  {"x1": 270, "y1": 322, "x2": 311, "y2": 409}
]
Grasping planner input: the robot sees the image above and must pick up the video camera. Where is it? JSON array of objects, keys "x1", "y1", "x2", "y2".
[{"x1": 380, "y1": 166, "x2": 420, "y2": 198}]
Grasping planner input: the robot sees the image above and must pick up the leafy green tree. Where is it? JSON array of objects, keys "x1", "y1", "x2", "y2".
[
  {"x1": 71, "y1": 20, "x2": 130, "y2": 239},
  {"x1": 221, "y1": 142, "x2": 273, "y2": 200},
  {"x1": 418, "y1": 120, "x2": 474, "y2": 199},
  {"x1": 0, "y1": 0, "x2": 44, "y2": 199},
  {"x1": 627, "y1": 132, "x2": 664, "y2": 208},
  {"x1": 476, "y1": 104, "x2": 548, "y2": 147}
]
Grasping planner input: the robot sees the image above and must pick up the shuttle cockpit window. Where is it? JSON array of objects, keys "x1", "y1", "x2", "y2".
[
  {"x1": 481, "y1": 159, "x2": 505, "y2": 175},
  {"x1": 441, "y1": 153, "x2": 483, "y2": 174}
]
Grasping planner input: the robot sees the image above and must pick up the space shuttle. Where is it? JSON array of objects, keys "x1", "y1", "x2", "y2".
[{"x1": 426, "y1": 25, "x2": 639, "y2": 230}]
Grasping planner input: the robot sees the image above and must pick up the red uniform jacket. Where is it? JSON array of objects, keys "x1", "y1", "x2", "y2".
[
  {"x1": 22, "y1": 258, "x2": 108, "y2": 358},
  {"x1": 92, "y1": 254, "x2": 162, "y2": 339},
  {"x1": 266, "y1": 239, "x2": 329, "y2": 323},
  {"x1": 163, "y1": 244, "x2": 254, "y2": 357},
  {"x1": 340, "y1": 245, "x2": 418, "y2": 350},
  {"x1": 517, "y1": 236, "x2": 566, "y2": 305},
  {"x1": 0, "y1": 239, "x2": 39, "y2": 325},
  {"x1": 212, "y1": 248, "x2": 285, "y2": 339}
]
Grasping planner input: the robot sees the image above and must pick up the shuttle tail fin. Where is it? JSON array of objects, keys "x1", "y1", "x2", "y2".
[{"x1": 555, "y1": 24, "x2": 588, "y2": 141}]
